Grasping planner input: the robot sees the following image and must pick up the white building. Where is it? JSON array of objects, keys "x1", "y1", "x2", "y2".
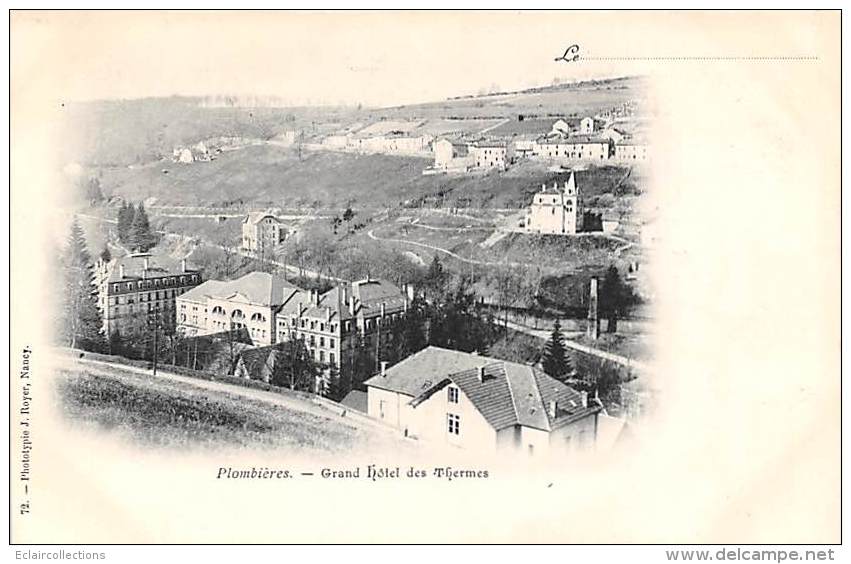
[
  {"x1": 614, "y1": 140, "x2": 649, "y2": 161},
  {"x1": 433, "y1": 138, "x2": 474, "y2": 170},
  {"x1": 176, "y1": 272, "x2": 303, "y2": 346},
  {"x1": 532, "y1": 136, "x2": 611, "y2": 161},
  {"x1": 364, "y1": 346, "x2": 601, "y2": 455},
  {"x1": 580, "y1": 116, "x2": 595, "y2": 134},
  {"x1": 242, "y1": 211, "x2": 285, "y2": 254},
  {"x1": 524, "y1": 171, "x2": 584, "y2": 235},
  {"x1": 469, "y1": 141, "x2": 514, "y2": 170}
]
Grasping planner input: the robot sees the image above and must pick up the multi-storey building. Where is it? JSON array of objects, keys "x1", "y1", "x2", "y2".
[
  {"x1": 275, "y1": 278, "x2": 413, "y2": 378},
  {"x1": 532, "y1": 136, "x2": 612, "y2": 161},
  {"x1": 176, "y1": 272, "x2": 414, "y2": 373},
  {"x1": 469, "y1": 140, "x2": 515, "y2": 170},
  {"x1": 241, "y1": 212, "x2": 286, "y2": 254},
  {"x1": 524, "y1": 172, "x2": 584, "y2": 235},
  {"x1": 175, "y1": 271, "x2": 303, "y2": 346},
  {"x1": 613, "y1": 139, "x2": 650, "y2": 161},
  {"x1": 94, "y1": 253, "x2": 203, "y2": 338}
]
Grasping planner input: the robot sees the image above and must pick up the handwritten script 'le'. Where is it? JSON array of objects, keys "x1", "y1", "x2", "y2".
[{"x1": 554, "y1": 45, "x2": 580, "y2": 63}]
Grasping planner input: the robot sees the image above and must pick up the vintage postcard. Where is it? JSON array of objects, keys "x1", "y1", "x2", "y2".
[{"x1": 8, "y1": 10, "x2": 841, "y2": 545}]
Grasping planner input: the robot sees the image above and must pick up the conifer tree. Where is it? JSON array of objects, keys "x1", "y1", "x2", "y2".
[
  {"x1": 100, "y1": 245, "x2": 112, "y2": 263},
  {"x1": 129, "y1": 203, "x2": 153, "y2": 251},
  {"x1": 117, "y1": 202, "x2": 134, "y2": 245},
  {"x1": 542, "y1": 319, "x2": 572, "y2": 382},
  {"x1": 59, "y1": 217, "x2": 104, "y2": 351}
]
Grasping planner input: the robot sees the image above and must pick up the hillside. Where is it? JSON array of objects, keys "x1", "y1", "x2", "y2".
[{"x1": 95, "y1": 144, "x2": 644, "y2": 211}]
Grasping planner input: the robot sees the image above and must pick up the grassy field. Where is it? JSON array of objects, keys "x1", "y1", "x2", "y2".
[{"x1": 55, "y1": 361, "x2": 398, "y2": 453}]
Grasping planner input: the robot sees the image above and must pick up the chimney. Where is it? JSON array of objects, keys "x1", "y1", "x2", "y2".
[
  {"x1": 325, "y1": 307, "x2": 331, "y2": 323},
  {"x1": 406, "y1": 283, "x2": 415, "y2": 302},
  {"x1": 580, "y1": 391, "x2": 588, "y2": 408},
  {"x1": 548, "y1": 400, "x2": 558, "y2": 419},
  {"x1": 143, "y1": 257, "x2": 149, "y2": 271},
  {"x1": 477, "y1": 365, "x2": 485, "y2": 382},
  {"x1": 348, "y1": 296, "x2": 355, "y2": 316},
  {"x1": 380, "y1": 302, "x2": 386, "y2": 318},
  {"x1": 181, "y1": 258, "x2": 187, "y2": 273},
  {"x1": 541, "y1": 183, "x2": 546, "y2": 191},
  {"x1": 587, "y1": 277, "x2": 600, "y2": 340},
  {"x1": 552, "y1": 181, "x2": 558, "y2": 191},
  {"x1": 380, "y1": 361, "x2": 388, "y2": 377},
  {"x1": 119, "y1": 264, "x2": 125, "y2": 279}
]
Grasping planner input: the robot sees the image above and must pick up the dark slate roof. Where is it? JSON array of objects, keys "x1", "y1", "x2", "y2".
[
  {"x1": 301, "y1": 279, "x2": 407, "y2": 322},
  {"x1": 340, "y1": 390, "x2": 368, "y2": 413},
  {"x1": 406, "y1": 355, "x2": 600, "y2": 432},
  {"x1": 236, "y1": 344, "x2": 284, "y2": 379},
  {"x1": 364, "y1": 346, "x2": 487, "y2": 397},
  {"x1": 106, "y1": 253, "x2": 198, "y2": 283}
]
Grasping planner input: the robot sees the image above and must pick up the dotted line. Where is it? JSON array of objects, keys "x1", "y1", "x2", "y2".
[{"x1": 582, "y1": 56, "x2": 819, "y2": 61}]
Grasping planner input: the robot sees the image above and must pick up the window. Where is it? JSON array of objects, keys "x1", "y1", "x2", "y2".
[
  {"x1": 444, "y1": 384, "x2": 461, "y2": 404},
  {"x1": 329, "y1": 338, "x2": 335, "y2": 348},
  {"x1": 319, "y1": 351, "x2": 325, "y2": 362},
  {"x1": 447, "y1": 414, "x2": 460, "y2": 435},
  {"x1": 329, "y1": 353, "x2": 335, "y2": 364},
  {"x1": 319, "y1": 337, "x2": 325, "y2": 347},
  {"x1": 320, "y1": 323, "x2": 325, "y2": 332}
]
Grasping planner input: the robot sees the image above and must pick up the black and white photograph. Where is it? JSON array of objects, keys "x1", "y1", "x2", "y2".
[{"x1": 8, "y1": 9, "x2": 841, "y2": 547}]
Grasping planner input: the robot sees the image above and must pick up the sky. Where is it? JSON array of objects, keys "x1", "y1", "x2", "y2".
[{"x1": 11, "y1": 11, "x2": 637, "y2": 107}]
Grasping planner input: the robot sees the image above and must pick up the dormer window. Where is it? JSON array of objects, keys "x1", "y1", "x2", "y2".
[{"x1": 448, "y1": 387, "x2": 459, "y2": 404}]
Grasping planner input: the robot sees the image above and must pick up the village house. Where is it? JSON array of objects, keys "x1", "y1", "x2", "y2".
[
  {"x1": 242, "y1": 211, "x2": 286, "y2": 254},
  {"x1": 532, "y1": 136, "x2": 612, "y2": 161},
  {"x1": 94, "y1": 253, "x2": 202, "y2": 338},
  {"x1": 524, "y1": 172, "x2": 584, "y2": 235},
  {"x1": 613, "y1": 139, "x2": 650, "y2": 161},
  {"x1": 469, "y1": 140, "x2": 515, "y2": 170},
  {"x1": 580, "y1": 116, "x2": 595, "y2": 134},
  {"x1": 433, "y1": 138, "x2": 474, "y2": 171},
  {"x1": 176, "y1": 271, "x2": 303, "y2": 346},
  {"x1": 364, "y1": 346, "x2": 602, "y2": 455}
]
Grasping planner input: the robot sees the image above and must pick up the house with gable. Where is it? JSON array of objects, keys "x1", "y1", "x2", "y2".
[{"x1": 364, "y1": 346, "x2": 601, "y2": 455}]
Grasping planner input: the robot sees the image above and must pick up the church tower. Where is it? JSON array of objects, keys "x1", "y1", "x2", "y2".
[{"x1": 562, "y1": 171, "x2": 583, "y2": 234}]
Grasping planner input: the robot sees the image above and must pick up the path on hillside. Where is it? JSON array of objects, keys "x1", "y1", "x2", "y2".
[
  {"x1": 367, "y1": 227, "x2": 537, "y2": 270},
  {"x1": 62, "y1": 354, "x2": 394, "y2": 434},
  {"x1": 504, "y1": 320, "x2": 650, "y2": 373}
]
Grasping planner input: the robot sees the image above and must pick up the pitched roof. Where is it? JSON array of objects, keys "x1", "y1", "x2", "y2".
[
  {"x1": 375, "y1": 347, "x2": 600, "y2": 432},
  {"x1": 106, "y1": 253, "x2": 198, "y2": 283},
  {"x1": 180, "y1": 272, "x2": 301, "y2": 308},
  {"x1": 300, "y1": 279, "x2": 407, "y2": 322},
  {"x1": 340, "y1": 390, "x2": 368, "y2": 413},
  {"x1": 236, "y1": 344, "x2": 284, "y2": 380},
  {"x1": 244, "y1": 211, "x2": 280, "y2": 225},
  {"x1": 364, "y1": 346, "x2": 487, "y2": 397}
]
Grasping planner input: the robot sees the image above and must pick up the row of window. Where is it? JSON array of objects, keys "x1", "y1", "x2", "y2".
[
  {"x1": 112, "y1": 289, "x2": 177, "y2": 305},
  {"x1": 111, "y1": 274, "x2": 198, "y2": 293}
]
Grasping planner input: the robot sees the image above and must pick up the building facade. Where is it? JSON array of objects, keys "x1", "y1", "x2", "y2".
[
  {"x1": 469, "y1": 141, "x2": 514, "y2": 170},
  {"x1": 241, "y1": 212, "x2": 286, "y2": 254},
  {"x1": 94, "y1": 253, "x2": 203, "y2": 338},
  {"x1": 524, "y1": 172, "x2": 584, "y2": 235},
  {"x1": 275, "y1": 278, "x2": 413, "y2": 379},
  {"x1": 176, "y1": 271, "x2": 303, "y2": 346},
  {"x1": 532, "y1": 137, "x2": 611, "y2": 161},
  {"x1": 364, "y1": 346, "x2": 601, "y2": 455}
]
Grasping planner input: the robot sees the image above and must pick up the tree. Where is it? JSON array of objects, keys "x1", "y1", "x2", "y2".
[
  {"x1": 58, "y1": 218, "x2": 104, "y2": 351},
  {"x1": 117, "y1": 202, "x2": 135, "y2": 245},
  {"x1": 542, "y1": 319, "x2": 572, "y2": 382},
  {"x1": 80, "y1": 176, "x2": 104, "y2": 206},
  {"x1": 99, "y1": 245, "x2": 112, "y2": 263},
  {"x1": 273, "y1": 337, "x2": 320, "y2": 392},
  {"x1": 422, "y1": 255, "x2": 447, "y2": 302},
  {"x1": 600, "y1": 265, "x2": 625, "y2": 333},
  {"x1": 326, "y1": 363, "x2": 350, "y2": 401},
  {"x1": 129, "y1": 203, "x2": 154, "y2": 252}
]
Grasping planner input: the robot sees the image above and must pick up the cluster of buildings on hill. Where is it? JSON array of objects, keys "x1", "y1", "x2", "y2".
[{"x1": 430, "y1": 116, "x2": 650, "y2": 174}]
